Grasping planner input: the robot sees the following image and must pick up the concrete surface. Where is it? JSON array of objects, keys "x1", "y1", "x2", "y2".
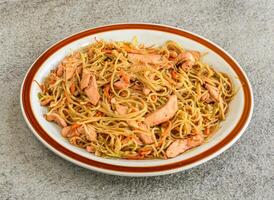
[{"x1": 0, "y1": 0, "x2": 273, "y2": 199}]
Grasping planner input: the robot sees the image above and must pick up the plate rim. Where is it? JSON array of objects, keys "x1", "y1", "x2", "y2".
[{"x1": 20, "y1": 23, "x2": 253, "y2": 176}]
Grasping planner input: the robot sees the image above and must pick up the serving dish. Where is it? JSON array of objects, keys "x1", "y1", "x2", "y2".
[{"x1": 20, "y1": 23, "x2": 253, "y2": 176}]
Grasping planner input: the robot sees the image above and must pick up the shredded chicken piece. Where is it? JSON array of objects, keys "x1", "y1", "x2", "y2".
[
  {"x1": 136, "y1": 131, "x2": 154, "y2": 144},
  {"x1": 205, "y1": 84, "x2": 220, "y2": 102},
  {"x1": 114, "y1": 69, "x2": 130, "y2": 90},
  {"x1": 45, "y1": 112, "x2": 67, "y2": 127},
  {"x1": 128, "y1": 53, "x2": 162, "y2": 64},
  {"x1": 56, "y1": 64, "x2": 64, "y2": 77},
  {"x1": 143, "y1": 87, "x2": 151, "y2": 95},
  {"x1": 166, "y1": 133, "x2": 204, "y2": 158},
  {"x1": 86, "y1": 146, "x2": 95, "y2": 153},
  {"x1": 80, "y1": 69, "x2": 91, "y2": 90},
  {"x1": 61, "y1": 126, "x2": 79, "y2": 137},
  {"x1": 166, "y1": 140, "x2": 188, "y2": 158},
  {"x1": 65, "y1": 67, "x2": 76, "y2": 80},
  {"x1": 127, "y1": 121, "x2": 154, "y2": 144},
  {"x1": 175, "y1": 52, "x2": 196, "y2": 70},
  {"x1": 77, "y1": 125, "x2": 97, "y2": 142},
  {"x1": 116, "y1": 104, "x2": 128, "y2": 115},
  {"x1": 84, "y1": 75, "x2": 100, "y2": 105},
  {"x1": 114, "y1": 80, "x2": 129, "y2": 90},
  {"x1": 145, "y1": 95, "x2": 178, "y2": 126}
]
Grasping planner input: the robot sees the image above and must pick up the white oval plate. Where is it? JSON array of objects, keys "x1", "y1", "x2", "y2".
[{"x1": 21, "y1": 24, "x2": 253, "y2": 176}]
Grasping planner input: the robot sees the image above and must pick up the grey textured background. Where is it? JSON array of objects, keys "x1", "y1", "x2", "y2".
[{"x1": 0, "y1": 0, "x2": 273, "y2": 199}]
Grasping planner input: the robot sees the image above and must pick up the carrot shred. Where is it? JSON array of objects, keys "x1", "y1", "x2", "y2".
[
  {"x1": 103, "y1": 84, "x2": 111, "y2": 100},
  {"x1": 204, "y1": 127, "x2": 210, "y2": 136},
  {"x1": 171, "y1": 70, "x2": 177, "y2": 79},
  {"x1": 70, "y1": 82, "x2": 76, "y2": 94},
  {"x1": 95, "y1": 111, "x2": 104, "y2": 117},
  {"x1": 71, "y1": 123, "x2": 80, "y2": 131}
]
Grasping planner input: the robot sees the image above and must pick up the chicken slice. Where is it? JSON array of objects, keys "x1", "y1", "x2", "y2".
[
  {"x1": 114, "y1": 80, "x2": 129, "y2": 90},
  {"x1": 166, "y1": 133, "x2": 204, "y2": 158},
  {"x1": 136, "y1": 131, "x2": 154, "y2": 145},
  {"x1": 45, "y1": 112, "x2": 67, "y2": 127},
  {"x1": 56, "y1": 64, "x2": 64, "y2": 77},
  {"x1": 128, "y1": 53, "x2": 162, "y2": 64},
  {"x1": 174, "y1": 51, "x2": 199, "y2": 70},
  {"x1": 142, "y1": 87, "x2": 151, "y2": 95},
  {"x1": 145, "y1": 95, "x2": 178, "y2": 126},
  {"x1": 77, "y1": 125, "x2": 97, "y2": 142},
  {"x1": 205, "y1": 84, "x2": 220, "y2": 102},
  {"x1": 84, "y1": 75, "x2": 100, "y2": 105},
  {"x1": 116, "y1": 104, "x2": 128, "y2": 115},
  {"x1": 65, "y1": 67, "x2": 76, "y2": 80},
  {"x1": 166, "y1": 139, "x2": 188, "y2": 158},
  {"x1": 86, "y1": 146, "x2": 95, "y2": 153},
  {"x1": 61, "y1": 126, "x2": 79, "y2": 137},
  {"x1": 114, "y1": 69, "x2": 130, "y2": 90},
  {"x1": 80, "y1": 69, "x2": 91, "y2": 90}
]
